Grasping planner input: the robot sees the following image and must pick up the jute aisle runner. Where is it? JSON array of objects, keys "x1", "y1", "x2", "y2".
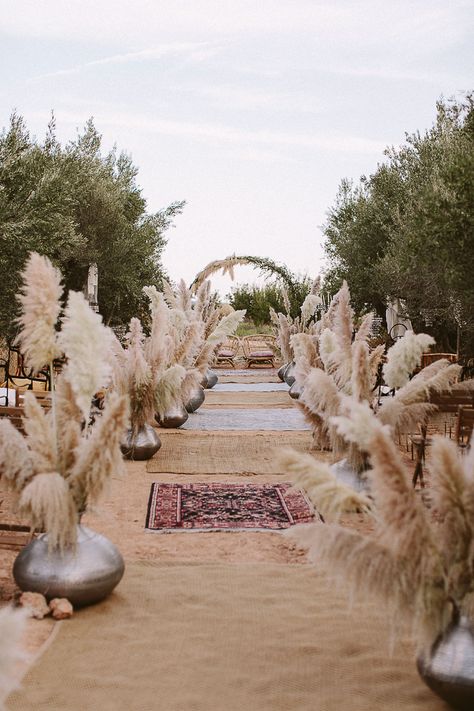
[
  {"x1": 202, "y1": 390, "x2": 293, "y2": 408},
  {"x1": 9, "y1": 562, "x2": 444, "y2": 711},
  {"x1": 146, "y1": 430, "x2": 316, "y2": 474}
]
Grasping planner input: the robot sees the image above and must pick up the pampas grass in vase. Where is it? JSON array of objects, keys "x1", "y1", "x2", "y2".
[
  {"x1": 111, "y1": 318, "x2": 162, "y2": 460},
  {"x1": 0, "y1": 252, "x2": 128, "y2": 606},
  {"x1": 286, "y1": 400, "x2": 474, "y2": 708}
]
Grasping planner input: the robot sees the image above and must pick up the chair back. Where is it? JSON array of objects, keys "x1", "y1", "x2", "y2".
[{"x1": 455, "y1": 406, "x2": 474, "y2": 447}]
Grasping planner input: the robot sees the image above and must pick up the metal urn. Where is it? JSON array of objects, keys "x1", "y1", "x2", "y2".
[
  {"x1": 13, "y1": 525, "x2": 125, "y2": 607},
  {"x1": 289, "y1": 379, "x2": 303, "y2": 400},
  {"x1": 120, "y1": 424, "x2": 161, "y2": 460},
  {"x1": 203, "y1": 369, "x2": 218, "y2": 389},
  {"x1": 278, "y1": 363, "x2": 289, "y2": 382},
  {"x1": 417, "y1": 612, "x2": 474, "y2": 710},
  {"x1": 329, "y1": 459, "x2": 370, "y2": 493},
  {"x1": 185, "y1": 385, "x2": 206, "y2": 413},
  {"x1": 283, "y1": 361, "x2": 297, "y2": 386},
  {"x1": 155, "y1": 402, "x2": 189, "y2": 428}
]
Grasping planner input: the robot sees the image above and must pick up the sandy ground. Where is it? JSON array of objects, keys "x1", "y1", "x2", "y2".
[{"x1": 0, "y1": 373, "x2": 427, "y2": 688}]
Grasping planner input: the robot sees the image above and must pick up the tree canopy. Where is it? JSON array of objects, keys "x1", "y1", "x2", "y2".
[
  {"x1": 0, "y1": 113, "x2": 184, "y2": 340},
  {"x1": 323, "y1": 95, "x2": 474, "y2": 353}
]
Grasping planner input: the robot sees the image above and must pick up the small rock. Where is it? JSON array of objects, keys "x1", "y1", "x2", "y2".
[
  {"x1": 49, "y1": 598, "x2": 73, "y2": 620},
  {"x1": 19, "y1": 592, "x2": 50, "y2": 619}
]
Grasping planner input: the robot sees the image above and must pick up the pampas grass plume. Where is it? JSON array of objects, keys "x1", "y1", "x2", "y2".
[
  {"x1": 279, "y1": 448, "x2": 372, "y2": 519},
  {"x1": 206, "y1": 310, "x2": 246, "y2": 346},
  {"x1": 383, "y1": 332, "x2": 435, "y2": 389},
  {"x1": 59, "y1": 291, "x2": 112, "y2": 420},
  {"x1": 155, "y1": 364, "x2": 186, "y2": 417},
  {"x1": 300, "y1": 294, "x2": 322, "y2": 324},
  {"x1": 15, "y1": 252, "x2": 62, "y2": 372},
  {"x1": 19, "y1": 472, "x2": 77, "y2": 551},
  {"x1": 0, "y1": 419, "x2": 34, "y2": 493}
]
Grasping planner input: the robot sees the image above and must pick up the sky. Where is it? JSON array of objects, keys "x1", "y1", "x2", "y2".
[{"x1": 0, "y1": 0, "x2": 472, "y2": 297}]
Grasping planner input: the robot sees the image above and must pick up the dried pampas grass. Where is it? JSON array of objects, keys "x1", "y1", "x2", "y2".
[
  {"x1": 0, "y1": 419, "x2": 34, "y2": 492},
  {"x1": 300, "y1": 293, "x2": 322, "y2": 324},
  {"x1": 279, "y1": 449, "x2": 372, "y2": 519},
  {"x1": 206, "y1": 310, "x2": 246, "y2": 346},
  {"x1": 19, "y1": 472, "x2": 78, "y2": 551},
  {"x1": 125, "y1": 318, "x2": 154, "y2": 431},
  {"x1": 59, "y1": 291, "x2": 112, "y2": 420},
  {"x1": 69, "y1": 393, "x2": 128, "y2": 513},
  {"x1": 22, "y1": 392, "x2": 57, "y2": 475},
  {"x1": 383, "y1": 331, "x2": 435, "y2": 389},
  {"x1": 15, "y1": 252, "x2": 62, "y2": 372},
  {"x1": 154, "y1": 365, "x2": 186, "y2": 417}
]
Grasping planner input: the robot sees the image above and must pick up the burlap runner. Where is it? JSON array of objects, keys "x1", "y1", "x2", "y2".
[
  {"x1": 181, "y1": 408, "x2": 309, "y2": 431},
  {"x1": 203, "y1": 390, "x2": 292, "y2": 408},
  {"x1": 9, "y1": 562, "x2": 443, "y2": 711},
  {"x1": 147, "y1": 430, "x2": 314, "y2": 474}
]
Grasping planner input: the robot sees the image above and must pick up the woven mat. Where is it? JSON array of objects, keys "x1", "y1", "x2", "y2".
[
  {"x1": 182, "y1": 408, "x2": 309, "y2": 431},
  {"x1": 218, "y1": 372, "x2": 281, "y2": 383},
  {"x1": 203, "y1": 390, "x2": 292, "y2": 408},
  {"x1": 147, "y1": 430, "x2": 314, "y2": 474},
  {"x1": 9, "y1": 562, "x2": 443, "y2": 711},
  {"x1": 145, "y1": 482, "x2": 315, "y2": 531},
  {"x1": 212, "y1": 383, "x2": 289, "y2": 392}
]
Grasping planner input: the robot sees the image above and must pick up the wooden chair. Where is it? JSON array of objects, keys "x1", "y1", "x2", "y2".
[
  {"x1": 0, "y1": 406, "x2": 25, "y2": 433},
  {"x1": 421, "y1": 352, "x2": 458, "y2": 368},
  {"x1": 216, "y1": 336, "x2": 240, "y2": 368},
  {"x1": 241, "y1": 334, "x2": 277, "y2": 368},
  {"x1": 410, "y1": 387, "x2": 474, "y2": 487},
  {"x1": 15, "y1": 390, "x2": 52, "y2": 409},
  {"x1": 455, "y1": 406, "x2": 474, "y2": 450}
]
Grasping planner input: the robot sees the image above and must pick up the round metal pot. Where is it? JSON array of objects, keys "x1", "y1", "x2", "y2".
[
  {"x1": 155, "y1": 402, "x2": 189, "y2": 428},
  {"x1": 417, "y1": 613, "x2": 474, "y2": 710},
  {"x1": 329, "y1": 458, "x2": 370, "y2": 493},
  {"x1": 120, "y1": 424, "x2": 161, "y2": 460},
  {"x1": 185, "y1": 385, "x2": 206, "y2": 413},
  {"x1": 13, "y1": 525, "x2": 125, "y2": 607},
  {"x1": 204, "y1": 369, "x2": 218, "y2": 389},
  {"x1": 289, "y1": 379, "x2": 303, "y2": 400},
  {"x1": 284, "y1": 361, "x2": 297, "y2": 386},
  {"x1": 277, "y1": 363, "x2": 289, "y2": 382}
]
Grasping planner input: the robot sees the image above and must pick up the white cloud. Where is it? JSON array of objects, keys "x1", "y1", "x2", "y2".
[
  {"x1": 1, "y1": 0, "x2": 470, "y2": 54},
  {"x1": 30, "y1": 107, "x2": 386, "y2": 155},
  {"x1": 30, "y1": 42, "x2": 222, "y2": 82}
]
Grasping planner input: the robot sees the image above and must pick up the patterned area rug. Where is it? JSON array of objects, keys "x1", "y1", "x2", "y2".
[{"x1": 146, "y1": 482, "x2": 315, "y2": 532}]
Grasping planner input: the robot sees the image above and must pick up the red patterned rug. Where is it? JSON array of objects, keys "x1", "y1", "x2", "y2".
[{"x1": 145, "y1": 482, "x2": 315, "y2": 532}]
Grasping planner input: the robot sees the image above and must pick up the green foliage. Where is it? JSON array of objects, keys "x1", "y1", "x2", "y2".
[
  {"x1": 323, "y1": 95, "x2": 474, "y2": 353},
  {"x1": 228, "y1": 277, "x2": 313, "y2": 325},
  {"x1": 0, "y1": 112, "x2": 184, "y2": 341}
]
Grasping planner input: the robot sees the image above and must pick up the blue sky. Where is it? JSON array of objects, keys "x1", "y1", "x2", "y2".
[{"x1": 0, "y1": 0, "x2": 472, "y2": 295}]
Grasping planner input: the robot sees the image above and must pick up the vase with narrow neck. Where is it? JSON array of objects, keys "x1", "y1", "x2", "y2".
[
  {"x1": 120, "y1": 424, "x2": 161, "y2": 460},
  {"x1": 185, "y1": 385, "x2": 205, "y2": 413},
  {"x1": 417, "y1": 609, "x2": 474, "y2": 710},
  {"x1": 155, "y1": 402, "x2": 189, "y2": 428},
  {"x1": 283, "y1": 361, "x2": 296, "y2": 386},
  {"x1": 13, "y1": 525, "x2": 125, "y2": 607},
  {"x1": 329, "y1": 458, "x2": 370, "y2": 493},
  {"x1": 289, "y1": 379, "x2": 303, "y2": 400},
  {"x1": 203, "y1": 369, "x2": 218, "y2": 389},
  {"x1": 278, "y1": 363, "x2": 289, "y2": 382}
]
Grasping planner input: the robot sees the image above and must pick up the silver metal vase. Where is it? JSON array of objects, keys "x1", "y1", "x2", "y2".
[
  {"x1": 283, "y1": 361, "x2": 297, "y2": 386},
  {"x1": 13, "y1": 525, "x2": 125, "y2": 607},
  {"x1": 417, "y1": 611, "x2": 474, "y2": 710},
  {"x1": 203, "y1": 369, "x2": 218, "y2": 389},
  {"x1": 185, "y1": 385, "x2": 206, "y2": 413},
  {"x1": 155, "y1": 402, "x2": 189, "y2": 428},
  {"x1": 278, "y1": 363, "x2": 289, "y2": 382},
  {"x1": 289, "y1": 379, "x2": 303, "y2": 400},
  {"x1": 329, "y1": 458, "x2": 370, "y2": 493},
  {"x1": 120, "y1": 424, "x2": 161, "y2": 460}
]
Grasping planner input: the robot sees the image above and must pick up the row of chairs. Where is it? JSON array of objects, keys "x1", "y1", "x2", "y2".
[
  {"x1": 409, "y1": 388, "x2": 474, "y2": 487},
  {"x1": 216, "y1": 334, "x2": 278, "y2": 369}
]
